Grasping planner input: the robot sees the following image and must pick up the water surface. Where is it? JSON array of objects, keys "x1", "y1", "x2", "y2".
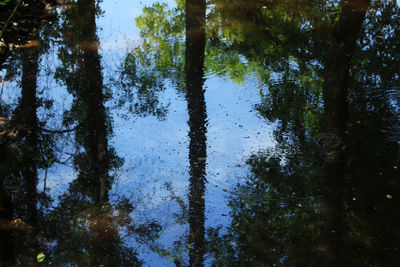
[{"x1": 0, "y1": 0, "x2": 399, "y2": 266}]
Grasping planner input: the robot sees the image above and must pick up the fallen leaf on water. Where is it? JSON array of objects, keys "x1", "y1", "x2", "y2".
[{"x1": 37, "y1": 252, "x2": 45, "y2": 263}]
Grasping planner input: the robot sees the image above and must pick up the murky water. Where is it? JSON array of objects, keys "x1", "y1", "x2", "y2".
[{"x1": 1, "y1": 0, "x2": 399, "y2": 266}]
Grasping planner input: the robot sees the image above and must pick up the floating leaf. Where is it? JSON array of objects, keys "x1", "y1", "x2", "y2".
[{"x1": 37, "y1": 252, "x2": 45, "y2": 263}]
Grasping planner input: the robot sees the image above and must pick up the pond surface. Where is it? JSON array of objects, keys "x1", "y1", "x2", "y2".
[{"x1": 0, "y1": 0, "x2": 399, "y2": 266}]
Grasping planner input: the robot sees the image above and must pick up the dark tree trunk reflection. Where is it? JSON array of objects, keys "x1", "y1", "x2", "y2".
[
  {"x1": 320, "y1": 0, "x2": 370, "y2": 265},
  {"x1": 78, "y1": 0, "x2": 110, "y2": 204},
  {"x1": 185, "y1": 0, "x2": 207, "y2": 266},
  {"x1": 75, "y1": 0, "x2": 116, "y2": 264},
  {"x1": 0, "y1": 0, "x2": 58, "y2": 263},
  {"x1": 18, "y1": 48, "x2": 40, "y2": 233},
  {"x1": 0, "y1": 179, "x2": 15, "y2": 266},
  {"x1": 6, "y1": 47, "x2": 42, "y2": 263}
]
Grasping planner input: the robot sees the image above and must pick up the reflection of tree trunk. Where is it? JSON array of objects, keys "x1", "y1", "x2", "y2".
[
  {"x1": 185, "y1": 0, "x2": 207, "y2": 266},
  {"x1": 76, "y1": 0, "x2": 115, "y2": 264},
  {"x1": 11, "y1": 48, "x2": 41, "y2": 261},
  {"x1": 0, "y1": 182, "x2": 15, "y2": 266},
  {"x1": 19, "y1": 48, "x2": 40, "y2": 232},
  {"x1": 320, "y1": 0, "x2": 370, "y2": 266},
  {"x1": 78, "y1": 0, "x2": 110, "y2": 204},
  {"x1": 0, "y1": 57, "x2": 15, "y2": 267}
]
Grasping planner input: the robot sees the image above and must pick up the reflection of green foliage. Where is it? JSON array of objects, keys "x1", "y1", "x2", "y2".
[
  {"x1": 207, "y1": 0, "x2": 334, "y2": 80},
  {"x1": 128, "y1": 0, "x2": 334, "y2": 97},
  {"x1": 209, "y1": 1, "x2": 400, "y2": 266},
  {"x1": 208, "y1": 144, "x2": 323, "y2": 266},
  {"x1": 117, "y1": 49, "x2": 169, "y2": 119},
  {"x1": 114, "y1": 1, "x2": 185, "y2": 119},
  {"x1": 256, "y1": 60, "x2": 324, "y2": 136},
  {"x1": 130, "y1": 1, "x2": 185, "y2": 87},
  {"x1": 135, "y1": 0, "x2": 185, "y2": 73},
  {"x1": 208, "y1": 1, "x2": 400, "y2": 266}
]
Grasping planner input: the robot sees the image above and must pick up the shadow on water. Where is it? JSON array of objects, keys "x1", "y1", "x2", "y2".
[{"x1": 1, "y1": 0, "x2": 400, "y2": 266}]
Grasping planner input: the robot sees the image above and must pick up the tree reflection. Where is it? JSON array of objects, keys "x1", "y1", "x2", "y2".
[
  {"x1": 0, "y1": 43, "x2": 56, "y2": 267},
  {"x1": 207, "y1": 0, "x2": 400, "y2": 266},
  {"x1": 0, "y1": 0, "x2": 59, "y2": 264},
  {"x1": 126, "y1": 1, "x2": 209, "y2": 265},
  {"x1": 0, "y1": 0, "x2": 399, "y2": 265},
  {"x1": 185, "y1": 0, "x2": 207, "y2": 266},
  {"x1": 320, "y1": 0, "x2": 370, "y2": 265},
  {"x1": 49, "y1": 0, "x2": 141, "y2": 265},
  {"x1": 14, "y1": 46, "x2": 41, "y2": 263}
]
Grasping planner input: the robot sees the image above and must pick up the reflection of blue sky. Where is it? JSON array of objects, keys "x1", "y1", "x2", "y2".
[
  {"x1": 98, "y1": 0, "x2": 275, "y2": 264},
  {"x1": 108, "y1": 73, "x2": 274, "y2": 264},
  {"x1": 0, "y1": 0, "x2": 398, "y2": 265},
  {"x1": 1, "y1": 0, "x2": 274, "y2": 265},
  {"x1": 99, "y1": 0, "x2": 178, "y2": 45}
]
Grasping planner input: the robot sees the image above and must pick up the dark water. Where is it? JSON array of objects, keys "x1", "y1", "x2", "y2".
[{"x1": 1, "y1": 0, "x2": 399, "y2": 266}]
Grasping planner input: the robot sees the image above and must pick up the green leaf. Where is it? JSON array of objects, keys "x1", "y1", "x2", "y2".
[{"x1": 37, "y1": 252, "x2": 45, "y2": 263}]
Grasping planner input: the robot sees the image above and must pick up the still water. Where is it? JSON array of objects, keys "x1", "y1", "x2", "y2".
[{"x1": 0, "y1": 0, "x2": 399, "y2": 266}]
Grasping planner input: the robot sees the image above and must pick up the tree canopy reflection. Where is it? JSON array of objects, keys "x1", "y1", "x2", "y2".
[
  {"x1": 0, "y1": 0, "x2": 399, "y2": 266},
  {"x1": 128, "y1": 0, "x2": 400, "y2": 265}
]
